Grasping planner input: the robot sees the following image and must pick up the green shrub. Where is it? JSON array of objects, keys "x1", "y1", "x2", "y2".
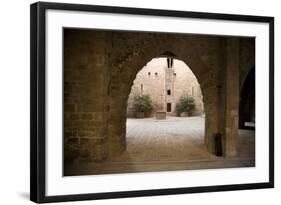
[
  {"x1": 176, "y1": 96, "x2": 195, "y2": 116},
  {"x1": 134, "y1": 94, "x2": 153, "y2": 112}
]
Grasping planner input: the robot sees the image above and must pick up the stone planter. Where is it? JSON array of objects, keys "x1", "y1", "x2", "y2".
[
  {"x1": 156, "y1": 111, "x2": 166, "y2": 119},
  {"x1": 144, "y1": 112, "x2": 152, "y2": 118},
  {"x1": 136, "y1": 112, "x2": 145, "y2": 118},
  {"x1": 180, "y1": 112, "x2": 189, "y2": 117}
]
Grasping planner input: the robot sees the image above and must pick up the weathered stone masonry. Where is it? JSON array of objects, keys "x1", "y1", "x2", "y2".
[
  {"x1": 63, "y1": 29, "x2": 255, "y2": 164},
  {"x1": 127, "y1": 58, "x2": 204, "y2": 117}
]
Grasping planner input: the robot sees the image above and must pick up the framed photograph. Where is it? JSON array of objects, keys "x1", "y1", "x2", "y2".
[{"x1": 30, "y1": 1, "x2": 274, "y2": 203}]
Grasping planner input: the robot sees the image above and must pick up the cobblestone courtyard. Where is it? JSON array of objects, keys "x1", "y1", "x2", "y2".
[
  {"x1": 111, "y1": 116, "x2": 211, "y2": 162},
  {"x1": 65, "y1": 117, "x2": 255, "y2": 176}
]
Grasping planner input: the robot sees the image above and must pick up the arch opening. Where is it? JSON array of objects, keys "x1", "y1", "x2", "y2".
[
  {"x1": 239, "y1": 67, "x2": 255, "y2": 129},
  {"x1": 105, "y1": 57, "x2": 210, "y2": 168}
]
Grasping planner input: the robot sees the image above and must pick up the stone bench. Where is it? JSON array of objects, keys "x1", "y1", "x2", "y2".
[{"x1": 155, "y1": 111, "x2": 166, "y2": 119}]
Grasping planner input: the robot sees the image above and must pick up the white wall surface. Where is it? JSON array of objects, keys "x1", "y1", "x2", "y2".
[{"x1": 0, "y1": 0, "x2": 279, "y2": 204}]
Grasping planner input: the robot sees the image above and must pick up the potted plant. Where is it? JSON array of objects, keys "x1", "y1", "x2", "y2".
[
  {"x1": 134, "y1": 94, "x2": 153, "y2": 118},
  {"x1": 176, "y1": 96, "x2": 195, "y2": 117}
]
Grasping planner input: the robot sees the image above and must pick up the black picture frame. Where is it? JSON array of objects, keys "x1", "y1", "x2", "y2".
[{"x1": 30, "y1": 2, "x2": 274, "y2": 203}]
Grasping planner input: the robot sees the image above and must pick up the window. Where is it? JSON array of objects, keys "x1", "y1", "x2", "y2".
[
  {"x1": 155, "y1": 72, "x2": 158, "y2": 77},
  {"x1": 167, "y1": 90, "x2": 171, "y2": 95},
  {"x1": 167, "y1": 103, "x2": 172, "y2": 112},
  {"x1": 192, "y1": 86, "x2": 194, "y2": 96},
  {"x1": 148, "y1": 72, "x2": 151, "y2": 76},
  {"x1": 141, "y1": 84, "x2": 143, "y2": 94},
  {"x1": 167, "y1": 58, "x2": 174, "y2": 68}
]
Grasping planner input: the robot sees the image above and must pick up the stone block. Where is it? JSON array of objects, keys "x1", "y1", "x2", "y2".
[
  {"x1": 81, "y1": 113, "x2": 93, "y2": 120},
  {"x1": 65, "y1": 104, "x2": 75, "y2": 112}
]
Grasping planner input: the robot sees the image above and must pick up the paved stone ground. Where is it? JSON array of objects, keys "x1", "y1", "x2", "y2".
[
  {"x1": 65, "y1": 117, "x2": 255, "y2": 176},
  {"x1": 109, "y1": 116, "x2": 212, "y2": 163}
]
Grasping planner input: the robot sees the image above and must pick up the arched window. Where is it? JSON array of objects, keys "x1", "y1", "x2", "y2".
[{"x1": 167, "y1": 58, "x2": 174, "y2": 68}]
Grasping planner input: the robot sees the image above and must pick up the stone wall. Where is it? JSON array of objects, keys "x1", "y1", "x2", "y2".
[
  {"x1": 64, "y1": 29, "x2": 110, "y2": 163},
  {"x1": 63, "y1": 28, "x2": 255, "y2": 165},
  {"x1": 127, "y1": 58, "x2": 204, "y2": 117}
]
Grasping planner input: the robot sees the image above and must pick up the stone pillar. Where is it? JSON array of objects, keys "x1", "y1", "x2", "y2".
[
  {"x1": 64, "y1": 30, "x2": 109, "y2": 164},
  {"x1": 107, "y1": 78, "x2": 127, "y2": 157},
  {"x1": 107, "y1": 106, "x2": 127, "y2": 157},
  {"x1": 224, "y1": 38, "x2": 240, "y2": 157},
  {"x1": 204, "y1": 89, "x2": 220, "y2": 154}
]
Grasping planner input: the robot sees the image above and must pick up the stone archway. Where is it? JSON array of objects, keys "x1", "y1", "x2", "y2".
[
  {"x1": 107, "y1": 35, "x2": 223, "y2": 158},
  {"x1": 63, "y1": 29, "x2": 244, "y2": 166}
]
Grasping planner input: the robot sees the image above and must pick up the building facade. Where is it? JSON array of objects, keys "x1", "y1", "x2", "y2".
[{"x1": 127, "y1": 58, "x2": 204, "y2": 117}]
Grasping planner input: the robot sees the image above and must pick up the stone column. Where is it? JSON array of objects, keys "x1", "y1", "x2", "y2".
[
  {"x1": 63, "y1": 30, "x2": 110, "y2": 163},
  {"x1": 204, "y1": 90, "x2": 220, "y2": 154},
  {"x1": 224, "y1": 38, "x2": 240, "y2": 157},
  {"x1": 107, "y1": 77, "x2": 127, "y2": 157}
]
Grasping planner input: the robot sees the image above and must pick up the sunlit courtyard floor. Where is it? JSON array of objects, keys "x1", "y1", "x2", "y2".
[
  {"x1": 64, "y1": 117, "x2": 255, "y2": 176},
  {"x1": 110, "y1": 116, "x2": 212, "y2": 163}
]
